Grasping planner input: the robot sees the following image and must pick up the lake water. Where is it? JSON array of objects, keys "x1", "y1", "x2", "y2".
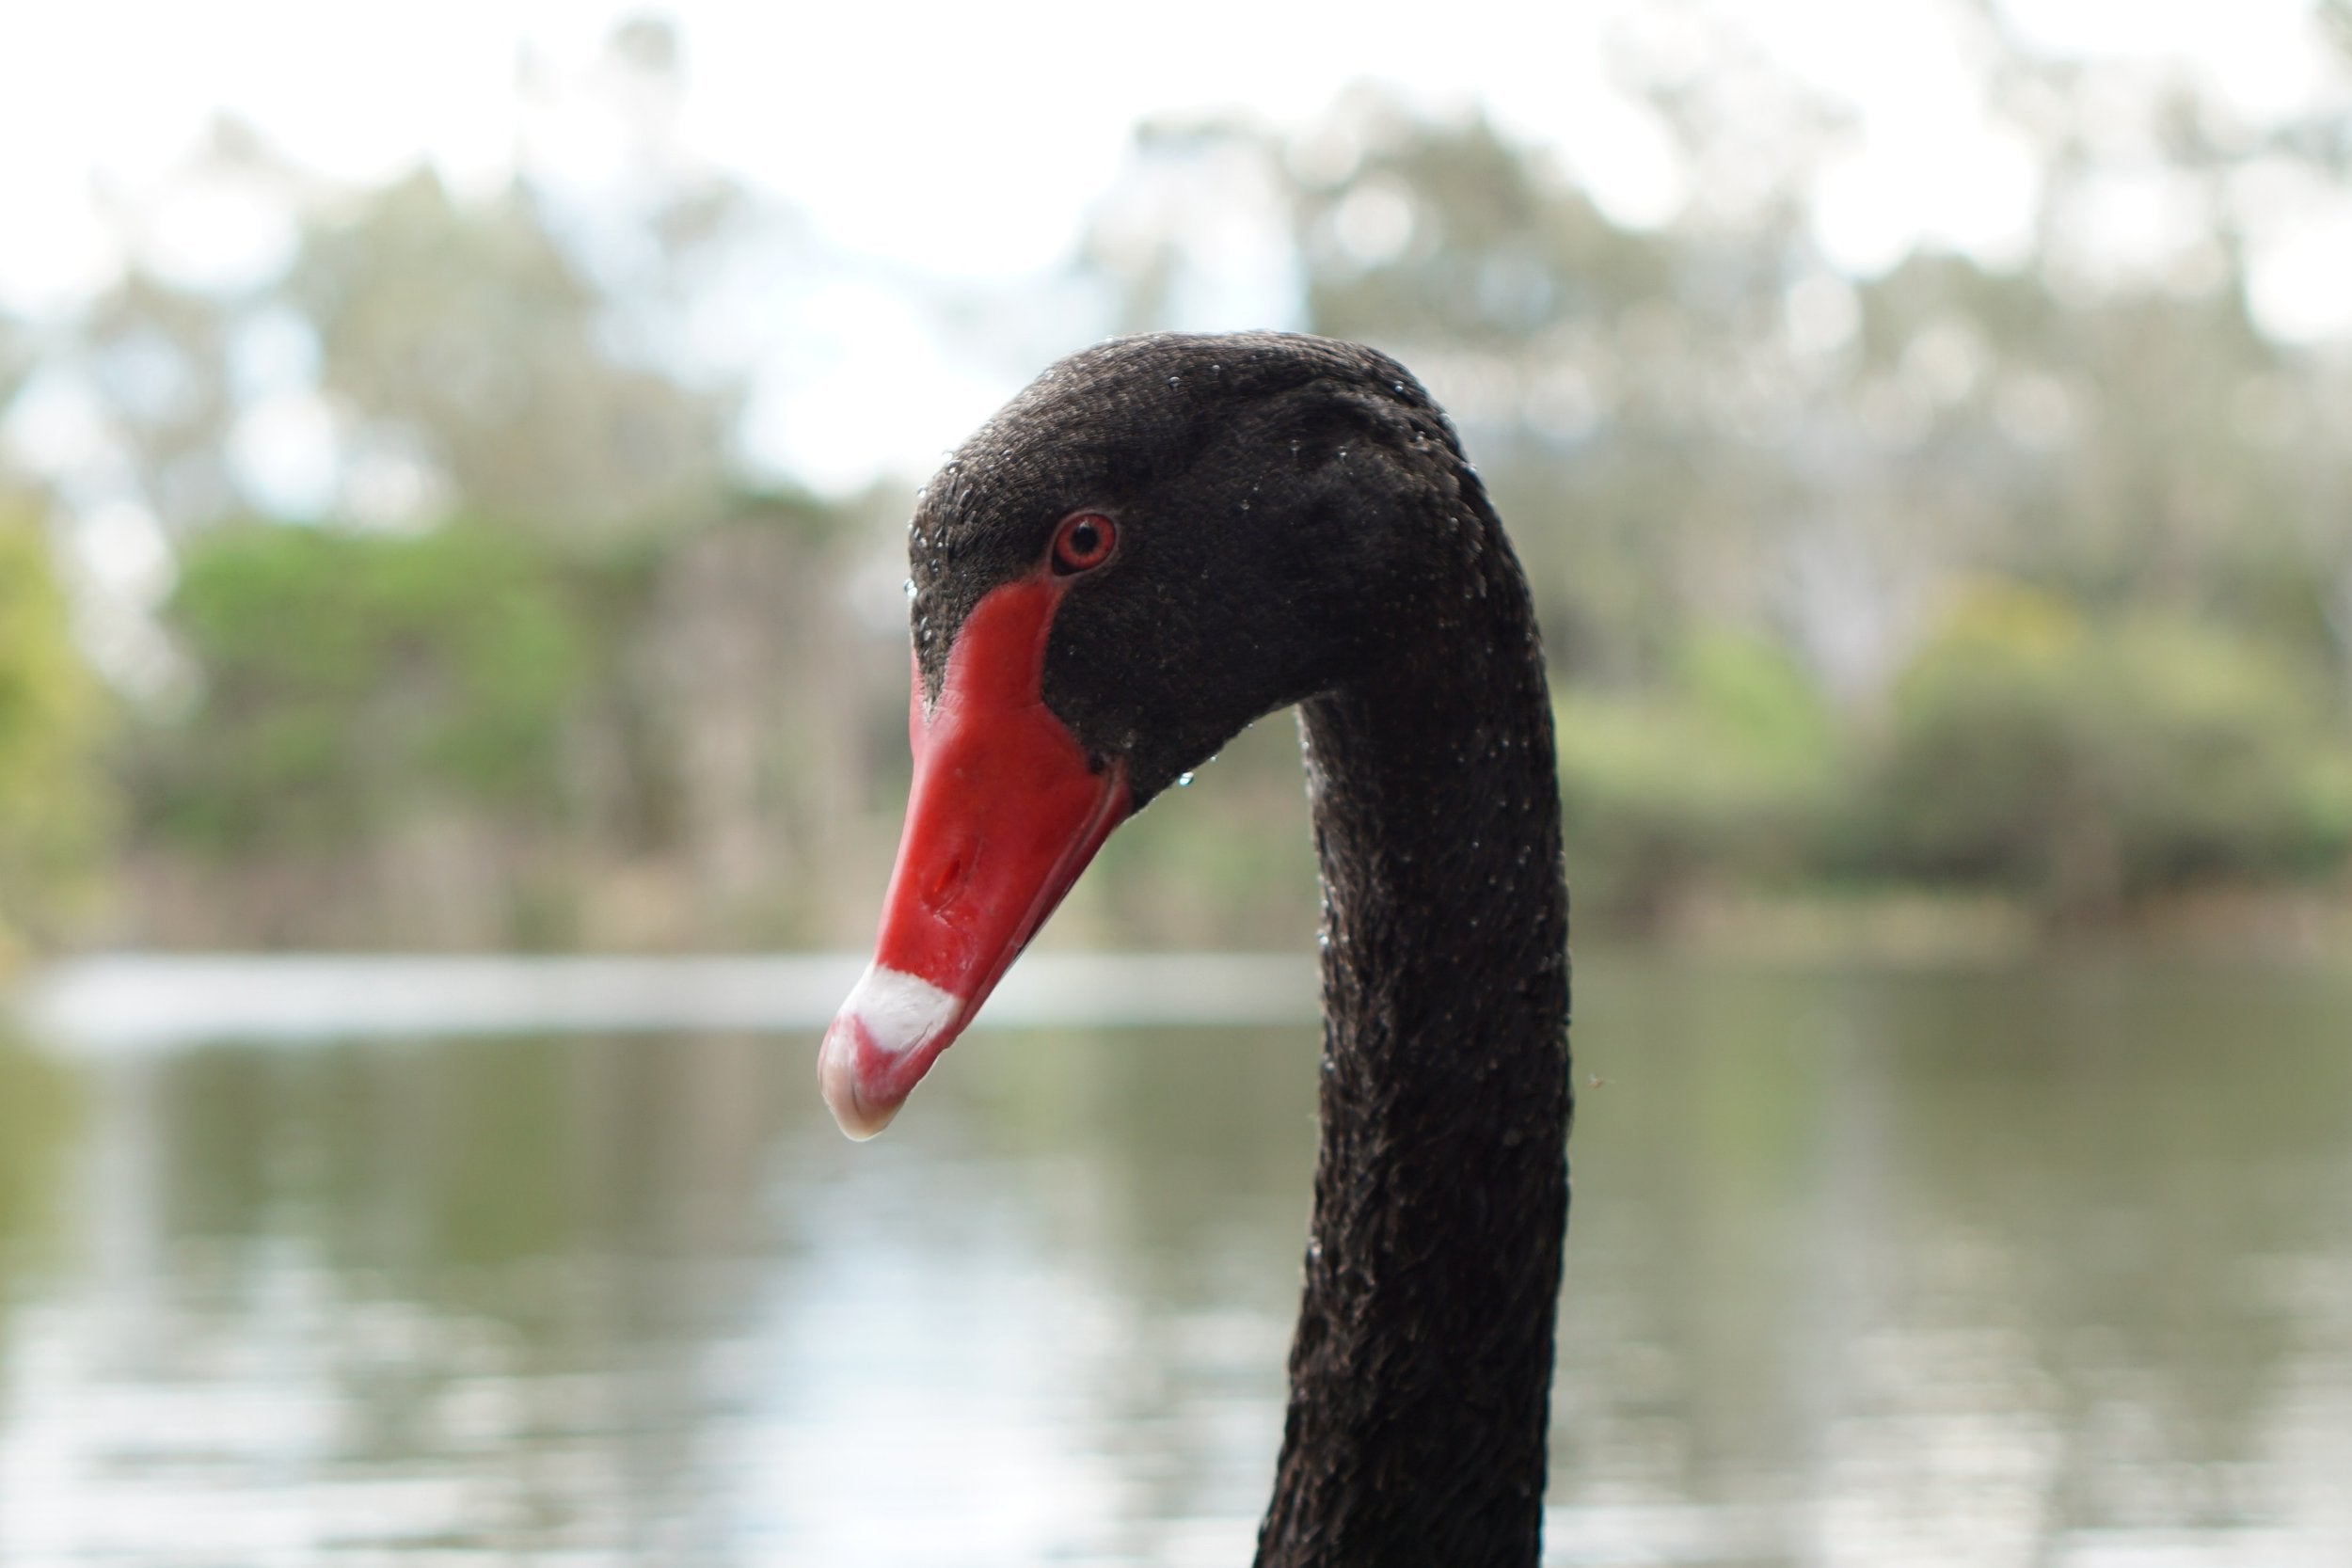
[{"x1": 2, "y1": 953, "x2": 2349, "y2": 1566}]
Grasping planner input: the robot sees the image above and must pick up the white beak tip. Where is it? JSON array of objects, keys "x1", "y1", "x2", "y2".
[{"x1": 818, "y1": 1013, "x2": 903, "y2": 1140}]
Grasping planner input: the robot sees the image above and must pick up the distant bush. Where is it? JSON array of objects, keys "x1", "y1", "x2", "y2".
[
  {"x1": 0, "y1": 509, "x2": 107, "y2": 953},
  {"x1": 1556, "y1": 632, "x2": 1837, "y2": 922},
  {"x1": 1870, "y1": 582, "x2": 2352, "y2": 911},
  {"x1": 143, "y1": 522, "x2": 594, "y2": 855}
]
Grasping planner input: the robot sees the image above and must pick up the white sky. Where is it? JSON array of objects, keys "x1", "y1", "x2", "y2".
[{"x1": 4, "y1": 0, "x2": 2348, "y2": 494}]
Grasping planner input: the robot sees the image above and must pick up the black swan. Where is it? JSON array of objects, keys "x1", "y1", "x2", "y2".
[{"x1": 818, "y1": 331, "x2": 1571, "y2": 1568}]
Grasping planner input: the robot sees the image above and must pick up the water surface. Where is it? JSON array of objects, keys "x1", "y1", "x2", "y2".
[{"x1": 2, "y1": 954, "x2": 2348, "y2": 1565}]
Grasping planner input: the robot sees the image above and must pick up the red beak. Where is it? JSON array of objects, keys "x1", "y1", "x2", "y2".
[{"x1": 818, "y1": 575, "x2": 1132, "y2": 1137}]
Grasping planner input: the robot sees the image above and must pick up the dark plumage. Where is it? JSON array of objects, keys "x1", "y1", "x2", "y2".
[{"x1": 905, "y1": 331, "x2": 1573, "y2": 1568}]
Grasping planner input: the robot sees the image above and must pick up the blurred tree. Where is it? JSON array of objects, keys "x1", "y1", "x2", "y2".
[
  {"x1": 155, "y1": 521, "x2": 591, "y2": 840},
  {"x1": 0, "y1": 508, "x2": 108, "y2": 955},
  {"x1": 287, "y1": 169, "x2": 734, "y2": 535},
  {"x1": 1873, "y1": 582, "x2": 2352, "y2": 912},
  {"x1": 72, "y1": 271, "x2": 246, "y2": 534},
  {"x1": 571, "y1": 484, "x2": 910, "y2": 947},
  {"x1": 131, "y1": 521, "x2": 594, "y2": 943},
  {"x1": 1557, "y1": 631, "x2": 1838, "y2": 925},
  {"x1": 118, "y1": 483, "x2": 914, "y2": 949}
]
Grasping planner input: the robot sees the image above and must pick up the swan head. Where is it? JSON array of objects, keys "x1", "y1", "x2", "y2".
[{"x1": 820, "y1": 331, "x2": 1482, "y2": 1138}]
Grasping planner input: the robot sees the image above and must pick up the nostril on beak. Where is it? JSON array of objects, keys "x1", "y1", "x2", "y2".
[{"x1": 925, "y1": 853, "x2": 966, "y2": 911}]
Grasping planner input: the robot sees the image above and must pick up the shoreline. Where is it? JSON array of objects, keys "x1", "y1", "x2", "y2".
[{"x1": 1624, "y1": 885, "x2": 2352, "y2": 966}]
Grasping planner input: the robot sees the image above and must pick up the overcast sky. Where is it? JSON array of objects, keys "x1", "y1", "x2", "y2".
[{"x1": 6, "y1": 0, "x2": 2348, "y2": 493}]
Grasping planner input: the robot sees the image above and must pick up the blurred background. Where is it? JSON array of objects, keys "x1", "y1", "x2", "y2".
[{"x1": 2, "y1": 1, "x2": 2351, "y2": 1563}]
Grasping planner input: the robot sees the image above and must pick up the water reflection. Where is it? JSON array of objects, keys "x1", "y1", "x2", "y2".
[
  {"x1": 0, "y1": 1032, "x2": 76, "y2": 1311},
  {"x1": 2, "y1": 957, "x2": 2349, "y2": 1565}
]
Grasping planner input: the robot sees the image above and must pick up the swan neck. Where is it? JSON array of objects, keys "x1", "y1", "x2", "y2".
[{"x1": 1257, "y1": 540, "x2": 1572, "y2": 1568}]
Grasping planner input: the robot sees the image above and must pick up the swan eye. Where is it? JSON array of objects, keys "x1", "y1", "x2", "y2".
[{"x1": 1052, "y1": 512, "x2": 1115, "y2": 574}]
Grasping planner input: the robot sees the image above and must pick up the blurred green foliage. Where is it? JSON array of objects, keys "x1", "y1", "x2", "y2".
[
  {"x1": 144, "y1": 522, "x2": 593, "y2": 852},
  {"x1": 1557, "y1": 594, "x2": 2352, "y2": 924},
  {"x1": 0, "y1": 509, "x2": 106, "y2": 953},
  {"x1": 1558, "y1": 634, "x2": 1836, "y2": 923},
  {"x1": 1872, "y1": 585, "x2": 2352, "y2": 909},
  {"x1": 115, "y1": 486, "x2": 900, "y2": 948}
]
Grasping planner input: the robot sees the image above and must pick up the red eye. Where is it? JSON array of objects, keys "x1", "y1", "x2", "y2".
[{"x1": 1052, "y1": 512, "x2": 1116, "y2": 574}]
